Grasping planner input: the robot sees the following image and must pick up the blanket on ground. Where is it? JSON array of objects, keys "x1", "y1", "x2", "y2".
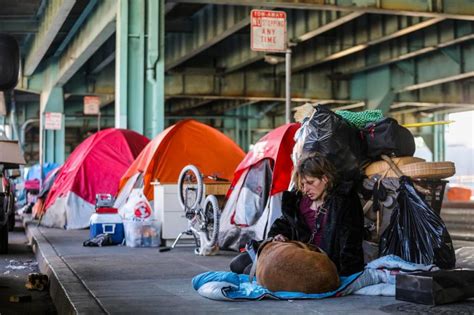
[{"x1": 192, "y1": 255, "x2": 436, "y2": 301}]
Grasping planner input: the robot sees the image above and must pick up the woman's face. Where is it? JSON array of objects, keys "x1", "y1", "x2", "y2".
[{"x1": 300, "y1": 175, "x2": 328, "y2": 201}]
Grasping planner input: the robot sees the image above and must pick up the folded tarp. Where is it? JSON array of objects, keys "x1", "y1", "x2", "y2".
[{"x1": 192, "y1": 255, "x2": 435, "y2": 301}]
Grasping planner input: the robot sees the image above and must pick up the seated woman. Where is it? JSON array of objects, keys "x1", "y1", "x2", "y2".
[{"x1": 230, "y1": 153, "x2": 365, "y2": 277}]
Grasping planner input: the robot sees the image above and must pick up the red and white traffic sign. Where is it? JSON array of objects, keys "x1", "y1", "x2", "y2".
[
  {"x1": 44, "y1": 112, "x2": 63, "y2": 130},
  {"x1": 83, "y1": 96, "x2": 101, "y2": 115},
  {"x1": 250, "y1": 9, "x2": 287, "y2": 53}
]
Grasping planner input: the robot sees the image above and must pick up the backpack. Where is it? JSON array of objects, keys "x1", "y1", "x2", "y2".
[{"x1": 363, "y1": 118, "x2": 415, "y2": 159}]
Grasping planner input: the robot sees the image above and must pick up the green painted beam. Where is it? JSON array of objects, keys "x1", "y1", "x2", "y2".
[
  {"x1": 24, "y1": 0, "x2": 76, "y2": 76},
  {"x1": 286, "y1": 16, "x2": 442, "y2": 75},
  {"x1": 64, "y1": 63, "x2": 115, "y2": 96},
  {"x1": 349, "y1": 40, "x2": 474, "y2": 114},
  {"x1": 0, "y1": 19, "x2": 38, "y2": 33},
  {"x1": 56, "y1": 0, "x2": 117, "y2": 86},
  {"x1": 166, "y1": 5, "x2": 251, "y2": 71},
  {"x1": 218, "y1": 11, "x2": 363, "y2": 74},
  {"x1": 339, "y1": 20, "x2": 474, "y2": 76},
  {"x1": 169, "y1": 0, "x2": 474, "y2": 20},
  {"x1": 393, "y1": 41, "x2": 474, "y2": 92}
]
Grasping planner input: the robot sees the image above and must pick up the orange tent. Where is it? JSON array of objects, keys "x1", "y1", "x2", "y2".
[{"x1": 119, "y1": 119, "x2": 246, "y2": 200}]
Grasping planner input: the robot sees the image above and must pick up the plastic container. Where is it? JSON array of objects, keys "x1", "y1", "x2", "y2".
[
  {"x1": 89, "y1": 208, "x2": 124, "y2": 245},
  {"x1": 123, "y1": 219, "x2": 161, "y2": 248}
]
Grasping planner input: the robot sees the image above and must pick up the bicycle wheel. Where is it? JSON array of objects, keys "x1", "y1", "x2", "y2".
[
  {"x1": 202, "y1": 195, "x2": 220, "y2": 247},
  {"x1": 177, "y1": 164, "x2": 203, "y2": 212}
]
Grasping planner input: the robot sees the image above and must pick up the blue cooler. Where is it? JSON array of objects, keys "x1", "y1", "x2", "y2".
[{"x1": 89, "y1": 207, "x2": 124, "y2": 244}]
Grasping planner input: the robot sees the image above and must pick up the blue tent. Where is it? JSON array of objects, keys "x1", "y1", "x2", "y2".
[{"x1": 25, "y1": 163, "x2": 60, "y2": 181}]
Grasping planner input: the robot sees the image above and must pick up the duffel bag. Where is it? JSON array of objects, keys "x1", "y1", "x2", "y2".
[{"x1": 363, "y1": 117, "x2": 415, "y2": 159}]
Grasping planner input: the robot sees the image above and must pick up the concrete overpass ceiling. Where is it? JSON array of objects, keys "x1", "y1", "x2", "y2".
[{"x1": 0, "y1": 0, "x2": 44, "y2": 54}]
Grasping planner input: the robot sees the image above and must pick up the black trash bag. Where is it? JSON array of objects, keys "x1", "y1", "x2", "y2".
[
  {"x1": 379, "y1": 176, "x2": 455, "y2": 269},
  {"x1": 302, "y1": 106, "x2": 366, "y2": 180}
]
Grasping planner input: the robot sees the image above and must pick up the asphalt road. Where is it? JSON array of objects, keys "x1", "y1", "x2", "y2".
[{"x1": 0, "y1": 219, "x2": 56, "y2": 315}]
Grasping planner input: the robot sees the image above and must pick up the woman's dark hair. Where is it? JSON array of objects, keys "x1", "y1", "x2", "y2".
[{"x1": 293, "y1": 153, "x2": 337, "y2": 193}]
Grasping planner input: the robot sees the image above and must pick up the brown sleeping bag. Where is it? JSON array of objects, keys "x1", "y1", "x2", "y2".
[{"x1": 256, "y1": 241, "x2": 340, "y2": 294}]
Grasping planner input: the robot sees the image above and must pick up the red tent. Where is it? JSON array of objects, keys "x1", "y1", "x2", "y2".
[
  {"x1": 229, "y1": 122, "x2": 301, "y2": 197},
  {"x1": 41, "y1": 129, "x2": 149, "y2": 229},
  {"x1": 219, "y1": 123, "x2": 300, "y2": 250}
]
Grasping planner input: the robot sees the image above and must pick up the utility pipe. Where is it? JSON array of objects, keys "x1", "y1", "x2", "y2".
[
  {"x1": 20, "y1": 118, "x2": 40, "y2": 153},
  {"x1": 146, "y1": 0, "x2": 161, "y2": 137}
]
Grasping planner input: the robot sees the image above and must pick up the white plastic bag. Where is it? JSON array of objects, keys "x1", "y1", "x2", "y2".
[{"x1": 118, "y1": 188, "x2": 153, "y2": 221}]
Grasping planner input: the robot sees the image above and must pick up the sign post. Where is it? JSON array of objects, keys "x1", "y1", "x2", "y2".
[{"x1": 250, "y1": 9, "x2": 291, "y2": 123}]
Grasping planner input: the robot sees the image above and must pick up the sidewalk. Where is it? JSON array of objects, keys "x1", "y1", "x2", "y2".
[{"x1": 24, "y1": 218, "x2": 474, "y2": 314}]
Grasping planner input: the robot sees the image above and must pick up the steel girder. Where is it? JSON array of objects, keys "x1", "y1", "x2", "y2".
[
  {"x1": 0, "y1": 19, "x2": 38, "y2": 34},
  {"x1": 350, "y1": 40, "x2": 474, "y2": 113},
  {"x1": 337, "y1": 20, "x2": 474, "y2": 76},
  {"x1": 217, "y1": 10, "x2": 363, "y2": 74},
  {"x1": 285, "y1": 15, "x2": 443, "y2": 75},
  {"x1": 166, "y1": 38, "x2": 474, "y2": 114},
  {"x1": 55, "y1": 0, "x2": 117, "y2": 86},
  {"x1": 164, "y1": 68, "x2": 364, "y2": 104},
  {"x1": 168, "y1": 0, "x2": 474, "y2": 20},
  {"x1": 166, "y1": 5, "x2": 251, "y2": 71},
  {"x1": 166, "y1": 3, "x2": 473, "y2": 116},
  {"x1": 88, "y1": 36, "x2": 116, "y2": 76},
  {"x1": 24, "y1": 0, "x2": 76, "y2": 76},
  {"x1": 64, "y1": 64, "x2": 115, "y2": 98}
]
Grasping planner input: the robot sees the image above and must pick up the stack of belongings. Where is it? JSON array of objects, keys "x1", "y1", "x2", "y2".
[
  {"x1": 358, "y1": 114, "x2": 456, "y2": 269},
  {"x1": 293, "y1": 104, "x2": 456, "y2": 270}
]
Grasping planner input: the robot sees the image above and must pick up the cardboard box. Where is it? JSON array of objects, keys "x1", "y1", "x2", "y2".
[{"x1": 396, "y1": 270, "x2": 474, "y2": 305}]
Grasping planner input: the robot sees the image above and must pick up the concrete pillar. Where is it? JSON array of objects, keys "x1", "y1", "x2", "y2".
[
  {"x1": 115, "y1": 0, "x2": 165, "y2": 138},
  {"x1": 40, "y1": 86, "x2": 65, "y2": 164}
]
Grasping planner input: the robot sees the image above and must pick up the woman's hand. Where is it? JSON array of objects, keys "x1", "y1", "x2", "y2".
[{"x1": 273, "y1": 234, "x2": 288, "y2": 242}]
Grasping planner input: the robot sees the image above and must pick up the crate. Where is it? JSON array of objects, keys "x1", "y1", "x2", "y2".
[
  {"x1": 205, "y1": 182, "x2": 230, "y2": 196},
  {"x1": 414, "y1": 179, "x2": 448, "y2": 215},
  {"x1": 396, "y1": 270, "x2": 474, "y2": 305}
]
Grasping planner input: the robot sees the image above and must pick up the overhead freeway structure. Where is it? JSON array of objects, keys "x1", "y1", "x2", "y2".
[{"x1": 0, "y1": 0, "x2": 472, "y2": 164}]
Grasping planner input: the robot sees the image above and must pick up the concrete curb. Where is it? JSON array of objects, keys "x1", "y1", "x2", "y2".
[{"x1": 23, "y1": 218, "x2": 107, "y2": 314}]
